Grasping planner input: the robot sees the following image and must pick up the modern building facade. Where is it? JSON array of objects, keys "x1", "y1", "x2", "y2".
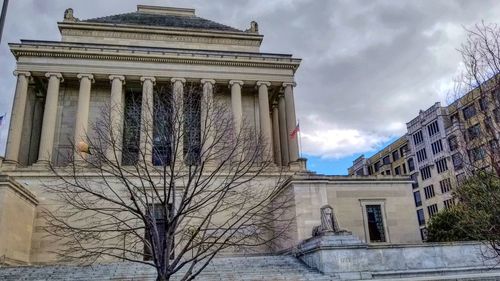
[
  {"x1": 0, "y1": 5, "x2": 421, "y2": 266},
  {"x1": 349, "y1": 88, "x2": 500, "y2": 240}
]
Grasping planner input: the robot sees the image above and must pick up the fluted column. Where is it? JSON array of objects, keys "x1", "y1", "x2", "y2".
[
  {"x1": 229, "y1": 80, "x2": 244, "y2": 134},
  {"x1": 5, "y1": 71, "x2": 31, "y2": 164},
  {"x1": 140, "y1": 76, "x2": 156, "y2": 165},
  {"x1": 278, "y1": 94, "x2": 289, "y2": 166},
  {"x1": 37, "y1": 73, "x2": 63, "y2": 163},
  {"x1": 283, "y1": 82, "x2": 299, "y2": 162},
  {"x1": 108, "y1": 75, "x2": 125, "y2": 163},
  {"x1": 74, "y1": 74, "x2": 94, "y2": 160},
  {"x1": 201, "y1": 79, "x2": 216, "y2": 160},
  {"x1": 272, "y1": 102, "x2": 282, "y2": 166},
  {"x1": 257, "y1": 81, "x2": 273, "y2": 161},
  {"x1": 171, "y1": 78, "x2": 186, "y2": 166}
]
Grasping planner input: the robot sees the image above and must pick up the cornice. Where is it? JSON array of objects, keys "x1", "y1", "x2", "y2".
[
  {"x1": 58, "y1": 22, "x2": 263, "y2": 47},
  {"x1": 10, "y1": 43, "x2": 301, "y2": 72}
]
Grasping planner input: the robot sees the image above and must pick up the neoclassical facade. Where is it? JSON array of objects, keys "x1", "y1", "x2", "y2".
[{"x1": 0, "y1": 5, "x2": 421, "y2": 266}]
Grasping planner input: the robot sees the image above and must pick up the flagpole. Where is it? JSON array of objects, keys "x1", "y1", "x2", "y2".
[
  {"x1": 298, "y1": 119, "x2": 303, "y2": 159},
  {"x1": 0, "y1": 0, "x2": 9, "y2": 44}
]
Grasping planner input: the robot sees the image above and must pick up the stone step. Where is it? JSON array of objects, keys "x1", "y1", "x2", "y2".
[{"x1": 0, "y1": 255, "x2": 337, "y2": 281}]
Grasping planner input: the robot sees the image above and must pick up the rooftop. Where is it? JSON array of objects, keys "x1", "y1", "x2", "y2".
[{"x1": 82, "y1": 5, "x2": 243, "y2": 33}]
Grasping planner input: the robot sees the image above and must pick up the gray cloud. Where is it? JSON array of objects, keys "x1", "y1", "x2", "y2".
[{"x1": 1, "y1": 0, "x2": 499, "y2": 158}]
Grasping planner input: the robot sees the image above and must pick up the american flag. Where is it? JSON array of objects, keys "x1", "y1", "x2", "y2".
[{"x1": 290, "y1": 122, "x2": 300, "y2": 139}]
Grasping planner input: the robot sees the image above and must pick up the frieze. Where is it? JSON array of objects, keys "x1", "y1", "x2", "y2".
[
  {"x1": 12, "y1": 50, "x2": 300, "y2": 71},
  {"x1": 61, "y1": 28, "x2": 261, "y2": 47}
]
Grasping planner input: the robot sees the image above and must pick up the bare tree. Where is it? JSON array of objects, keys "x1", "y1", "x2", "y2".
[
  {"x1": 449, "y1": 21, "x2": 500, "y2": 179},
  {"x1": 43, "y1": 82, "x2": 293, "y2": 281}
]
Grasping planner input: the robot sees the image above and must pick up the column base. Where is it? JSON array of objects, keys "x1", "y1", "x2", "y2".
[
  {"x1": 289, "y1": 158, "x2": 307, "y2": 172},
  {"x1": 1, "y1": 160, "x2": 18, "y2": 171}
]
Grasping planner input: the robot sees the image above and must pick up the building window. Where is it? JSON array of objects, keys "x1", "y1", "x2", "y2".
[
  {"x1": 431, "y1": 139, "x2": 443, "y2": 155},
  {"x1": 400, "y1": 144, "x2": 409, "y2": 157},
  {"x1": 448, "y1": 135, "x2": 458, "y2": 151},
  {"x1": 427, "y1": 204, "x2": 439, "y2": 218},
  {"x1": 417, "y1": 209, "x2": 426, "y2": 226},
  {"x1": 435, "y1": 158, "x2": 448, "y2": 174},
  {"x1": 420, "y1": 228, "x2": 428, "y2": 241},
  {"x1": 356, "y1": 169, "x2": 364, "y2": 176},
  {"x1": 395, "y1": 166, "x2": 401, "y2": 175},
  {"x1": 184, "y1": 87, "x2": 202, "y2": 166},
  {"x1": 144, "y1": 203, "x2": 174, "y2": 261},
  {"x1": 452, "y1": 153, "x2": 463, "y2": 170},
  {"x1": 374, "y1": 161, "x2": 381, "y2": 172},
  {"x1": 383, "y1": 155, "x2": 391, "y2": 165},
  {"x1": 420, "y1": 166, "x2": 432, "y2": 180},
  {"x1": 456, "y1": 173, "x2": 466, "y2": 185},
  {"x1": 385, "y1": 169, "x2": 391, "y2": 175},
  {"x1": 368, "y1": 166, "x2": 374, "y2": 175},
  {"x1": 427, "y1": 121, "x2": 440, "y2": 136},
  {"x1": 413, "y1": 130, "x2": 424, "y2": 145},
  {"x1": 122, "y1": 90, "x2": 142, "y2": 165},
  {"x1": 424, "y1": 185, "x2": 435, "y2": 199},
  {"x1": 450, "y1": 113, "x2": 460, "y2": 124},
  {"x1": 439, "y1": 178, "x2": 452, "y2": 193},
  {"x1": 402, "y1": 163, "x2": 407, "y2": 174},
  {"x1": 467, "y1": 123, "x2": 481, "y2": 141},
  {"x1": 444, "y1": 199, "x2": 455, "y2": 209},
  {"x1": 410, "y1": 173, "x2": 419, "y2": 189},
  {"x1": 408, "y1": 158, "x2": 415, "y2": 172},
  {"x1": 463, "y1": 104, "x2": 477, "y2": 120},
  {"x1": 479, "y1": 97, "x2": 488, "y2": 111},
  {"x1": 392, "y1": 150, "x2": 400, "y2": 161},
  {"x1": 413, "y1": 191, "x2": 422, "y2": 207},
  {"x1": 366, "y1": 205, "x2": 386, "y2": 243},
  {"x1": 153, "y1": 87, "x2": 173, "y2": 166},
  {"x1": 416, "y1": 148, "x2": 428, "y2": 162},
  {"x1": 468, "y1": 146, "x2": 485, "y2": 162}
]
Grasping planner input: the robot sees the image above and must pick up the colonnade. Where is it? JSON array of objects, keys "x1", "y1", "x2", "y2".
[{"x1": 4, "y1": 71, "x2": 299, "y2": 167}]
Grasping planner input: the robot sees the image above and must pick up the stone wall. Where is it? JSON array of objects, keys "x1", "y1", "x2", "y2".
[
  {"x1": 0, "y1": 176, "x2": 38, "y2": 265},
  {"x1": 297, "y1": 234, "x2": 499, "y2": 280}
]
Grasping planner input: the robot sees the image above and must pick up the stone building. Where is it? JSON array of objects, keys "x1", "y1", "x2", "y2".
[{"x1": 0, "y1": 5, "x2": 421, "y2": 266}]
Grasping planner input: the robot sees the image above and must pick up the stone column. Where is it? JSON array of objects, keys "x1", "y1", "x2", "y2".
[
  {"x1": 108, "y1": 75, "x2": 125, "y2": 163},
  {"x1": 229, "y1": 80, "x2": 244, "y2": 134},
  {"x1": 4, "y1": 71, "x2": 31, "y2": 164},
  {"x1": 283, "y1": 82, "x2": 299, "y2": 162},
  {"x1": 140, "y1": 76, "x2": 156, "y2": 165},
  {"x1": 200, "y1": 79, "x2": 216, "y2": 160},
  {"x1": 37, "y1": 73, "x2": 64, "y2": 163},
  {"x1": 171, "y1": 78, "x2": 186, "y2": 165},
  {"x1": 272, "y1": 102, "x2": 282, "y2": 166},
  {"x1": 278, "y1": 94, "x2": 289, "y2": 166},
  {"x1": 256, "y1": 81, "x2": 273, "y2": 161},
  {"x1": 74, "y1": 74, "x2": 94, "y2": 160}
]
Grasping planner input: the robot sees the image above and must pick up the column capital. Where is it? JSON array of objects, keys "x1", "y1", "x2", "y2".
[
  {"x1": 272, "y1": 101, "x2": 279, "y2": 108},
  {"x1": 45, "y1": 72, "x2": 64, "y2": 82},
  {"x1": 109, "y1": 75, "x2": 126, "y2": 84},
  {"x1": 282, "y1": 82, "x2": 297, "y2": 88},
  {"x1": 13, "y1": 71, "x2": 31, "y2": 78},
  {"x1": 171, "y1": 77, "x2": 186, "y2": 84},
  {"x1": 201, "y1": 79, "x2": 216, "y2": 86},
  {"x1": 77, "y1": 73, "x2": 95, "y2": 83},
  {"x1": 229, "y1": 80, "x2": 244, "y2": 87},
  {"x1": 256, "y1": 81, "x2": 271, "y2": 87},
  {"x1": 140, "y1": 76, "x2": 156, "y2": 85}
]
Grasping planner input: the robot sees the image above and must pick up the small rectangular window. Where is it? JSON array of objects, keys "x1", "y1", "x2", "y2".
[
  {"x1": 427, "y1": 121, "x2": 440, "y2": 136},
  {"x1": 410, "y1": 173, "x2": 419, "y2": 189},
  {"x1": 431, "y1": 139, "x2": 443, "y2": 155},
  {"x1": 435, "y1": 158, "x2": 448, "y2": 174},
  {"x1": 366, "y1": 205, "x2": 386, "y2": 243},
  {"x1": 416, "y1": 148, "x2": 428, "y2": 162},
  {"x1": 392, "y1": 150, "x2": 400, "y2": 161},
  {"x1": 439, "y1": 178, "x2": 452, "y2": 193},
  {"x1": 424, "y1": 185, "x2": 435, "y2": 199},
  {"x1": 444, "y1": 199, "x2": 455, "y2": 209},
  {"x1": 413, "y1": 191, "x2": 422, "y2": 207},
  {"x1": 463, "y1": 104, "x2": 477, "y2": 120},
  {"x1": 395, "y1": 166, "x2": 401, "y2": 175},
  {"x1": 408, "y1": 158, "x2": 415, "y2": 172},
  {"x1": 417, "y1": 209, "x2": 426, "y2": 226},
  {"x1": 420, "y1": 166, "x2": 432, "y2": 180},
  {"x1": 413, "y1": 131, "x2": 424, "y2": 145},
  {"x1": 448, "y1": 136, "x2": 458, "y2": 151},
  {"x1": 427, "y1": 204, "x2": 439, "y2": 218}
]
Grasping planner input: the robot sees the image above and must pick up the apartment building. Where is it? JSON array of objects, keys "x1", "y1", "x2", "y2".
[{"x1": 348, "y1": 136, "x2": 410, "y2": 177}]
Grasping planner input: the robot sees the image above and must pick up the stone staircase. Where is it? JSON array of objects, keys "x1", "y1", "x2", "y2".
[{"x1": 0, "y1": 255, "x2": 336, "y2": 281}]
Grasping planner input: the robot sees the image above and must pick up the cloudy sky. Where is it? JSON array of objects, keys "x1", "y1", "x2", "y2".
[{"x1": 1, "y1": 0, "x2": 499, "y2": 174}]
